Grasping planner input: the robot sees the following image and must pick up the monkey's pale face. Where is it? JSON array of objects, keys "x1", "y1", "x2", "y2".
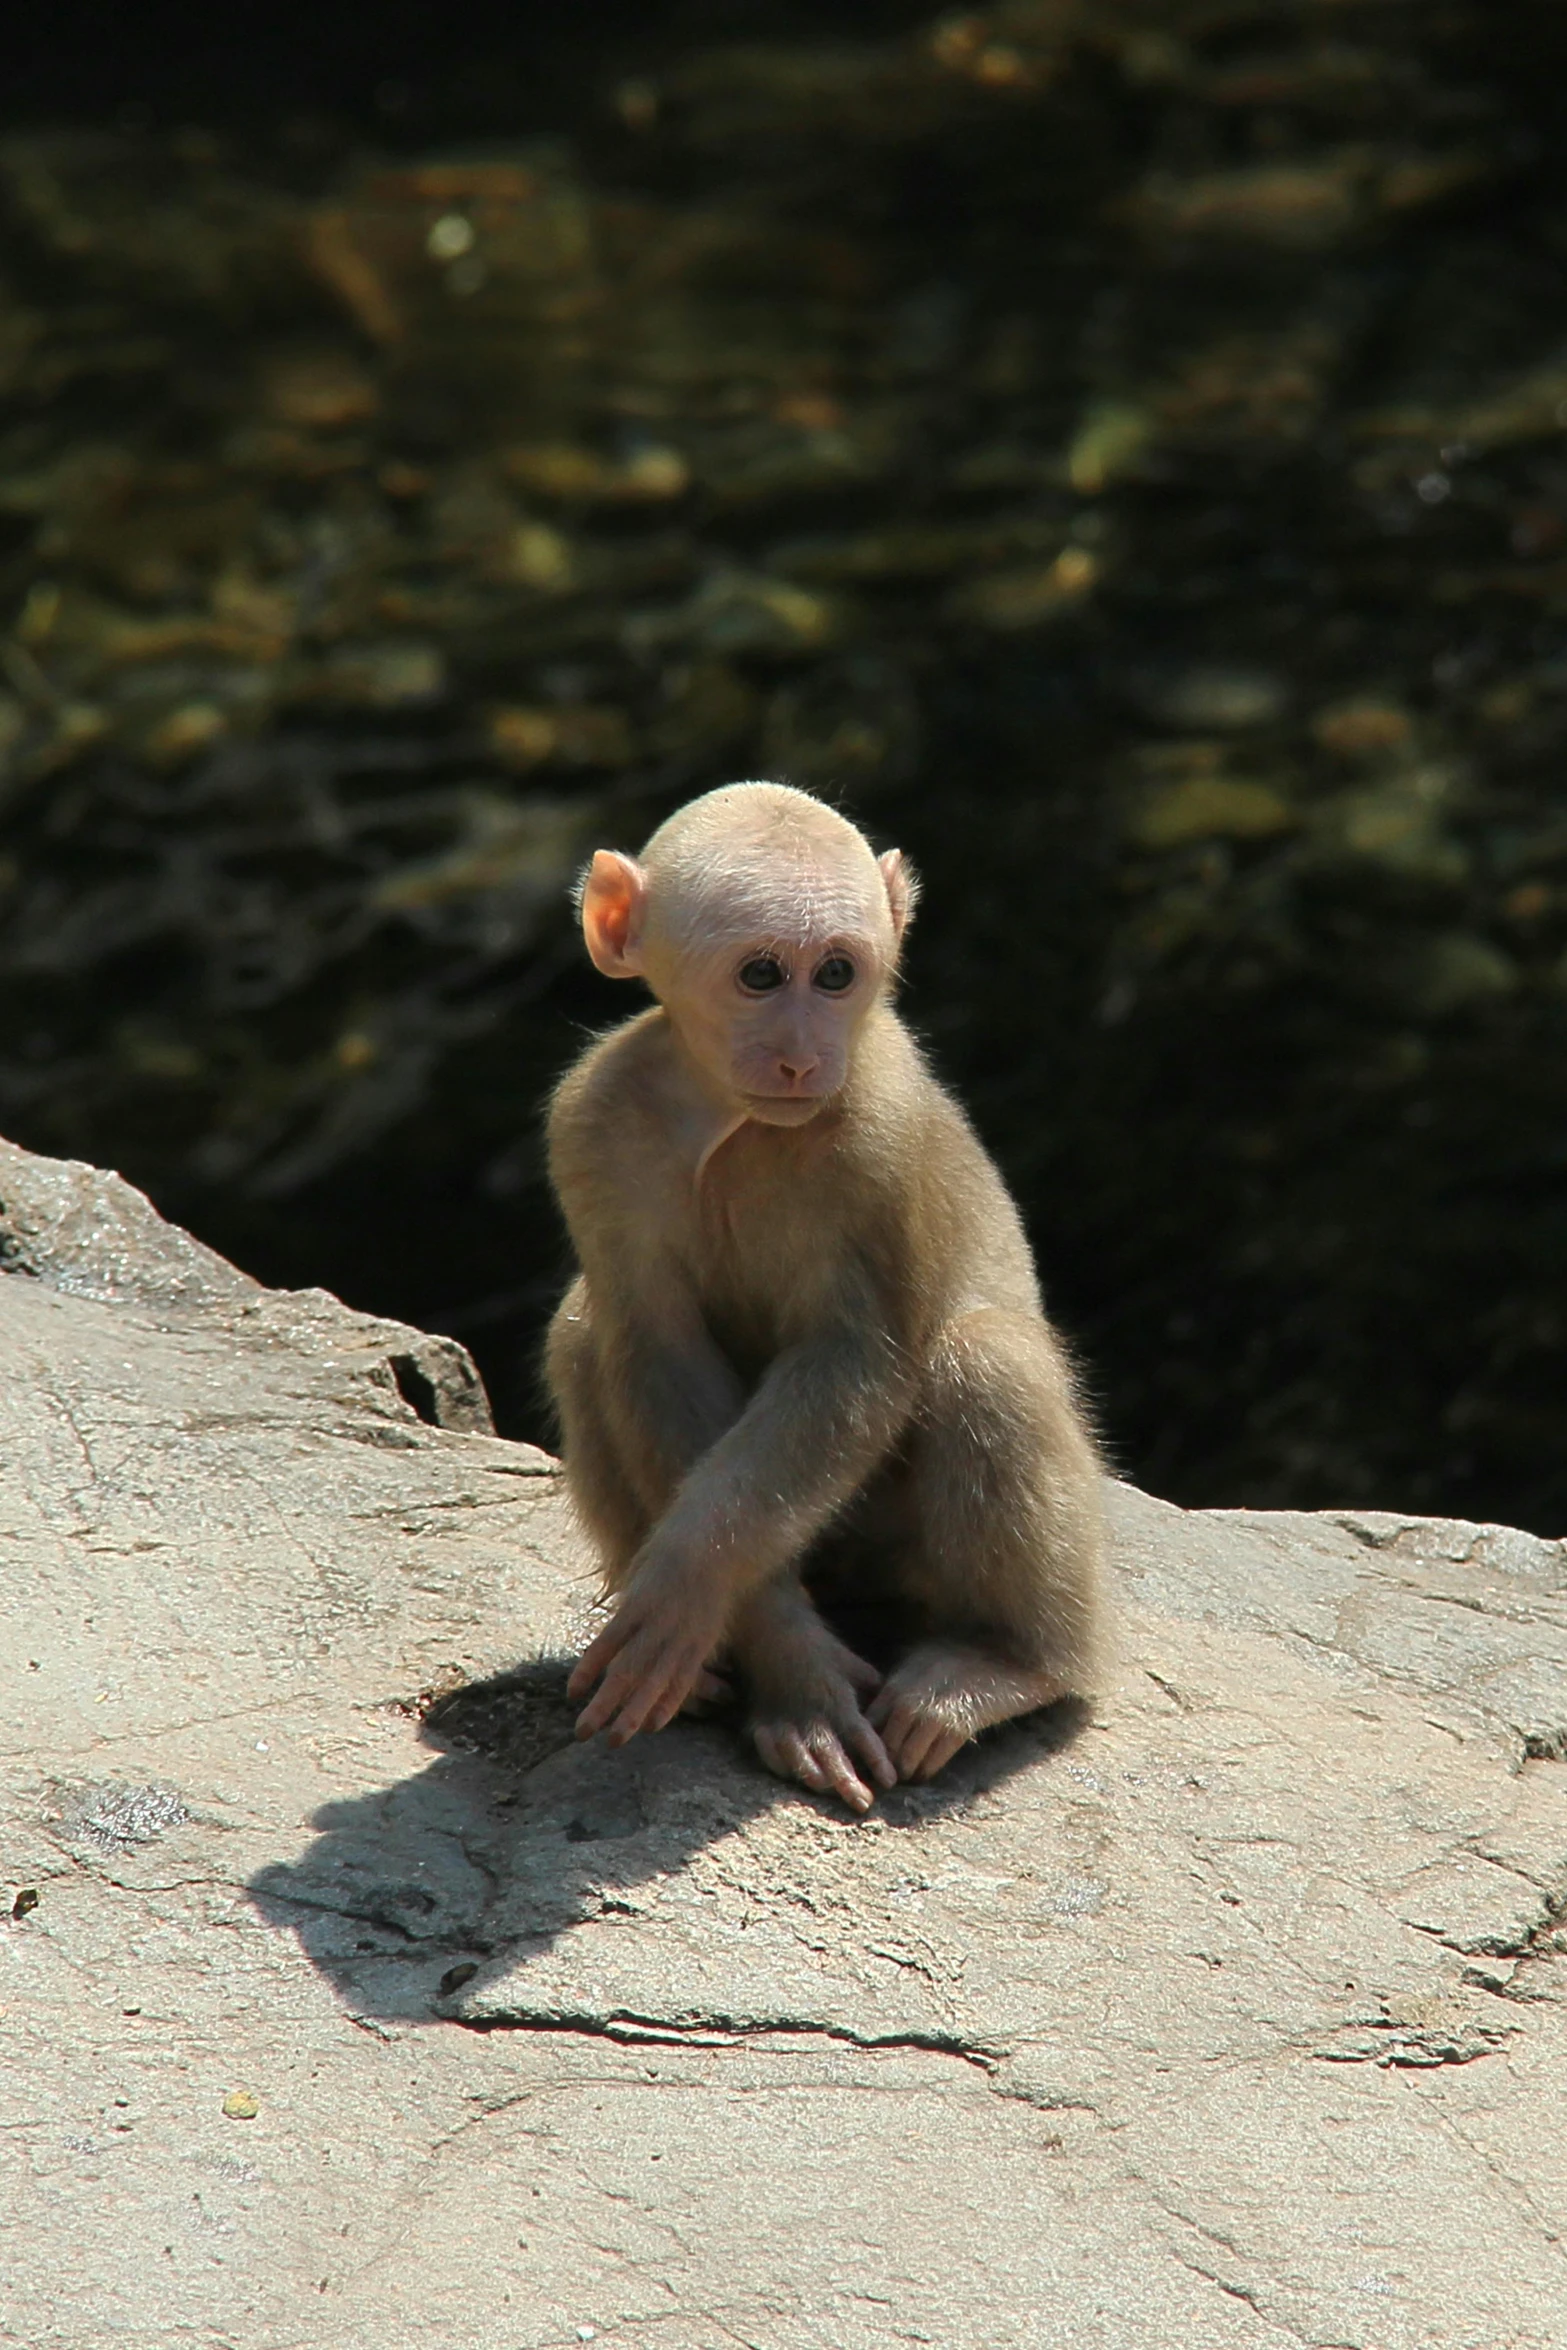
[
  {"x1": 577, "y1": 804, "x2": 911, "y2": 1130},
  {"x1": 661, "y1": 931, "x2": 884, "y2": 1122}
]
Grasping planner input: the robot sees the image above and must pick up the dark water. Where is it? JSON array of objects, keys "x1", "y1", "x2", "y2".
[{"x1": 4, "y1": 2, "x2": 1567, "y2": 1530}]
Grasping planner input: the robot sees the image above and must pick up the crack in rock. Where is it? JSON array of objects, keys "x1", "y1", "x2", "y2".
[{"x1": 447, "y1": 2003, "x2": 999, "y2": 2071}]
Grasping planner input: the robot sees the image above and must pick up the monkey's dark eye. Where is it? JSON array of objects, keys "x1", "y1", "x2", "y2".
[
  {"x1": 738, "y1": 955, "x2": 787, "y2": 993},
  {"x1": 813, "y1": 955, "x2": 857, "y2": 994}
]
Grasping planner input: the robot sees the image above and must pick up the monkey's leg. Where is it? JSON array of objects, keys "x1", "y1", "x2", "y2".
[
  {"x1": 545, "y1": 1283, "x2": 651, "y2": 1586},
  {"x1": 730, "y1": 1578, "x2": 896, "y2": 1814},
  {"x1": 868, "y1": 1309, "x2": 1105, "y2": 1783}
]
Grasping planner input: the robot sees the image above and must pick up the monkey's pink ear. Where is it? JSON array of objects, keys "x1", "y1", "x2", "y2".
[
  {"x1": 580, "y1": 850, "x2": 650, "y2": 978},
  {"x1": 879, "y1": 848, "x2": 920, "y2": 948}
]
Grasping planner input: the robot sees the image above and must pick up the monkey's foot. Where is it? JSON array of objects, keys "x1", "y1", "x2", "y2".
[
  {"x1": 750, "y1": 1695, "x2": 896, "y2": 1815},
  {"x1": 868, "y1": 1645, "x2": 1065, "y2": 1782},
  {"x1": 733, "y1": 1587, "x2": 896, "y2": 1813}
]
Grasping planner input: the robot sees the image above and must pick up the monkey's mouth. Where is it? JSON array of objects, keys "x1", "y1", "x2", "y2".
[{"x1": 743, "y1": 1092, "x2": 831, "y2": 1126}]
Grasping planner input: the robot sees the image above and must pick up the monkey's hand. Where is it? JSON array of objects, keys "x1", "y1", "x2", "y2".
[{"x1": 568, "y1": 1568, "x2": 730, "y2": 1747}]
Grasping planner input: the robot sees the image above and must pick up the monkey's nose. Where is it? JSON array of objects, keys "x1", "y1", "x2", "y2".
[{"x1": 777, "y1": 1053, "x2": 819, "y2": 1084}]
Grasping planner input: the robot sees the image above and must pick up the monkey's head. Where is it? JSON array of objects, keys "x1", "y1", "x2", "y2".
[{"x1": 579, "y1": 781, "x2": 917, "y2": 1125}]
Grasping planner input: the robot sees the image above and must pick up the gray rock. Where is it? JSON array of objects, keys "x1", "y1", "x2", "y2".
[
  {"x1": 0, "y1": 1136, "x2": 493, "y2": 1432},
  {"x1": 1, "y1": 1134, "x2": 1562, "y2": 2349}
]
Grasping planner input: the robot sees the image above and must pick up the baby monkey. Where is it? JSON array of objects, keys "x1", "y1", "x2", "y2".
[{"x1": 547, "y1": 781, "x2": 1105, "y2": 1811}]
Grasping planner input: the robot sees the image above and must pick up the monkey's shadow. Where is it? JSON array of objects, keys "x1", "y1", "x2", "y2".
[{"x1": 248, "y1": 1637, "x2": 1090, "y2": 2024}]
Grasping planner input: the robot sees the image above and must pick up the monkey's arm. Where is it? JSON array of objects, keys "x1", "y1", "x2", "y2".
[
  {"x1": 569, "y1": 1289, "x2": 915, "y2": 1745},
  {"x1": 549, "y1": 1052, "x2": 755, "y2": 1506},
  {"x1": 590, "y1": 1276, "x2": 749, "y2": 1513}
]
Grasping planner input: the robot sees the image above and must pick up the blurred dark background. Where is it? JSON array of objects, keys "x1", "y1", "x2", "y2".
[{"x1": 4, "y1": 1, "x2": 1567, "y2": 1528}]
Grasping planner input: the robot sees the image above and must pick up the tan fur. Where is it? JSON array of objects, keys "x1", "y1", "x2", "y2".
[{"x1": 547, "y1": 782, "x2": 1106, "y2": 1810}]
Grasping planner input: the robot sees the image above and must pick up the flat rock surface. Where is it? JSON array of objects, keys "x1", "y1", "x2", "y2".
[{"x1": 1, "y1": 1136, "x2": 1563, "y2": 2350}]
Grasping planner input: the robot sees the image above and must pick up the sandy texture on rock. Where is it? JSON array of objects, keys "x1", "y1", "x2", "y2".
[{"x1": 1, "y1": 1139, "x2": 1562, "y2": 2349}]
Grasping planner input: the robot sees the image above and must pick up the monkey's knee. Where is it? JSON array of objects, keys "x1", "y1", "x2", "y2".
[{"x1": 923, "y1": 1310, "x2": 1102, "y2": 1511}]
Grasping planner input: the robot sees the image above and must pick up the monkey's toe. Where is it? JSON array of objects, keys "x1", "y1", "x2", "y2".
[
  {"x1": 909, "y1": 1723, "x2": 968, "y2": 1780},
  {"x1": 870, "y1": 1693, "x2": 969, "y2": 1782},
  {"x1": 751, "y1": 1716, "x2": 892, "y2": 1813},
  {"x1": 870, "y1": 1643, "x2": 1067, "y2": 1779}
]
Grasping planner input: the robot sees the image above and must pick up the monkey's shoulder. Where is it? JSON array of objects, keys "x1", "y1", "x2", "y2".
[
  {"x1": 841, "y1": 1019, "x2": 1036, "y2": 1280},
  {"x1": 548, "y1": 1011, "x2": 694, "y2": 1183},
  {"x1": 843, "y1": 1015, "x2": 995, "y2": 1185}
]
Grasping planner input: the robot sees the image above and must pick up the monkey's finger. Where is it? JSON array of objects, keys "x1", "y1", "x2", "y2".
[
  {"x1": 575, "y1": 1649, "x2": 660, "y2": 1738},
  {"x1": 788, "y1": 1732, "x2": 844, "y2": 1800},
  {"x1": 754, "y1": 1725, "x2": 829, "y2": 1795},
  {"x1": 573, "y1": 1665, "x2": 632, "y2": 1736},
  {"x1": 914, "y1": 1726, "x2": 968, "y2": 1781},
  {"x1": 570, "y1": 1598, "x2": 665, "y2": 1690},
  {"x1": 644, "y1": 1656, "x2": 711, "y2": 1735},
  {"x1": 842, "y1": 1715, "x2": 898, "y2": 1791},
  {"x1": 872, "y1": 1694, "x2": 938, "y2": 1775},
  {"x1": 826, "y1": 1643, "x2": 881, "y2": 1696},
  {"x1": 890, "y1": 1708, "x2": 953, "y2": 1781},
  {"x1": 602, "y1": 1667, "x2": 688, "y2": 1745},
  {"x1": 574, "y1": 1618, "x2": 688, "y2": 1736},
  {"x1": 867, "y1": 1689, "x2": 925, "y2": 1745},
  {"x1": 599, "y1": 1635, "x2": 713, "y2": 1744},
  {"x1": 806, "y1": 1730, "x2": 876, "y2": 1814},
  {"x1": 567, "y1": 1619, "x2": 630, "y2": 1702},
  {"x1": 864, "y1": 1684, "x2": 897, "y2": 1729}
]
